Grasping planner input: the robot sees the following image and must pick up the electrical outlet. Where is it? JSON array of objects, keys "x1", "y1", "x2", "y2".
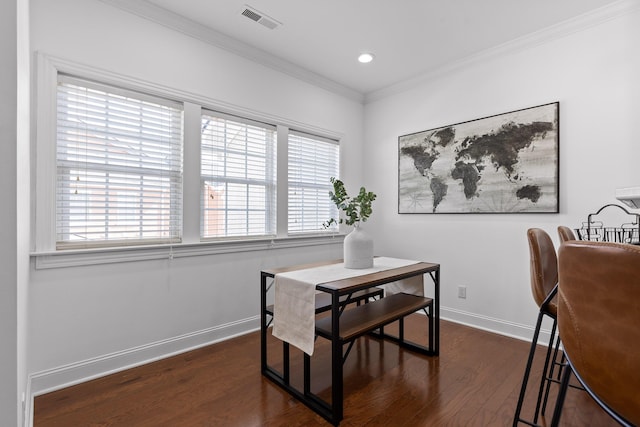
[{"x1": 458, "y1": 286, "x2": 467, "y2": 299}]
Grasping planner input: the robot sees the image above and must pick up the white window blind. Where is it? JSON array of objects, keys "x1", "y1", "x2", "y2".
[
  {"x1": 56, "y1": 76, "x2": 183, "y2": 249},
  {"x1": 288, "y1": 131, "x2": 339, "y2": 234},
  {"x1": 201, "y1": 111, "x2": 276, "y2": 239}
]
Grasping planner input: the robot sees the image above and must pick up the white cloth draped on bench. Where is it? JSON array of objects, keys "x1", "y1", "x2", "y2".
[{"x1": 272, "y1": 257, "x2": 423, "y2": 355}]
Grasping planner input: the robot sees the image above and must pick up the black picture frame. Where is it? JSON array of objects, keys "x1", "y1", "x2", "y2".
[{"x1": 398, "y1": 102, "x2": 559, "y2": 214}]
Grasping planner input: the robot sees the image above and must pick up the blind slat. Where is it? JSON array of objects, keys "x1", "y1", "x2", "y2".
[
  {"x1": 288, "y1": 133, "x2": 339, "y2": 234},
  {"x1": 56, "y1": 78, "x2": 183, "y2": 248},
  {"x1": 200, "y1": 111, "x2": 276, "y2": 239}
]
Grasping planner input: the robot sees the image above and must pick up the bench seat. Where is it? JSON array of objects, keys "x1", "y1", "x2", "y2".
[{"x1": 315, "y1": 292, "x2": 433, "y2": 342}]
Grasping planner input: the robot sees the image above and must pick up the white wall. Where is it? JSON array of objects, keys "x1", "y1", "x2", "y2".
[
  {"x1": 2, "y1": 1, "x2": 31, "y2": 425},
  {"x1": 1, "y1": 0, "x2": 19, "y2": 423},
  {"x1": 28, "y1": 0, "x2": 363, "y2": 393},
  {"x1": 364, "y1": 7, "x2": 640, "y2": 338},
  {"x1": 17, "y1": 0, "x2": 31, "y2": 424}
]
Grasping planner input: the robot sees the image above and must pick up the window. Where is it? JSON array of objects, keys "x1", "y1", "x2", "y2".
[
  {"x1": 200, "y1": 111, "x2": 276, "y2": 239},
  {"x1": 288, "y1": 131, "x2": 339, "y2": 234},
  {"x1": 56, "y1": 76, "x2": 183, "y2": 249},
  {"x1": 38, "y1": 55, "x2": 344, "y2": 264}
]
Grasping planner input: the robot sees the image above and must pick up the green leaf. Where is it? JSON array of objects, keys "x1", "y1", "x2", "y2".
[{"x1": 324, "y1": 177, "x2": 376, "y2": 227}]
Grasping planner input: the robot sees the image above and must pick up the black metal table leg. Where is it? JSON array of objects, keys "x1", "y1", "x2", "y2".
[
  {"x1": 260, "y1": 272, "x2": 268, "y2": 373},
  {"x1": 330, "y1": 290, "x2": 343, "y2": 424},
  {"x1": 431, "y1": 269, "x2": 440, "y2": 355}
]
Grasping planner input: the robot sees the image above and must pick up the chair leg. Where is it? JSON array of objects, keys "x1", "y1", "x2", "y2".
[
  {"x1": 541, "y1": 331, "x2": 563, "y2": 416},
  {"x1": 513, "y1": 310, "x2": 545, "y2": 427},
  {"x1": 533, "y1": 318, "x2": 557, "y2": 423},
  {"x1": 550, "y1": 359, "x2": 572, "y2": 427}
]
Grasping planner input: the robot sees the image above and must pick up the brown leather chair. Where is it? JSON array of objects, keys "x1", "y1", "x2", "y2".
[
  {"x1": 551, "y1": 241, "x2": 640, "y2": 426},
  {"x1": 547, "y1": 225, "x2": 581, "y2": 401},
  {"x1": 514, "y1": 228, "x2": 560, "y2": 426},
  {"x1": 557, "y1": 226, "x2": 577, "y2": 243}
]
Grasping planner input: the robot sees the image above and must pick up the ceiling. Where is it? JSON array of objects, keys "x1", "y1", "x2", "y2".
[{"x1": 126, "y1": 0, "x2": 621, "y2": 97}]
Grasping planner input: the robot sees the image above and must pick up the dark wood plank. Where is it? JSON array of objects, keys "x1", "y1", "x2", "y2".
[
  {"x1": 315, "y1": 293, "x2": 432, "y2": 341},
  {"x1": 34, "y1": 318, "x2": 618, "y2": 426},
  {"x1": 316, "y1": 262, "x2": 439, "y2": 293}
]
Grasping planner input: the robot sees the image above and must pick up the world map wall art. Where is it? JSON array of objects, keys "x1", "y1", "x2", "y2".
[{"x1": 398, "y1": 102, "x2": 559, "y2": 214}]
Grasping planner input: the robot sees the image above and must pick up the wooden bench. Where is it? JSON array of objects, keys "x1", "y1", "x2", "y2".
[{"x1": 315, "y1": 292, "x2": 434, "y2": 361}]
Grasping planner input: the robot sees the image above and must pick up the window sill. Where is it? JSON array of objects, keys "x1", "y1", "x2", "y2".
[{"x1": 31, "y1": 234, "x2": 345, "y2": 269}]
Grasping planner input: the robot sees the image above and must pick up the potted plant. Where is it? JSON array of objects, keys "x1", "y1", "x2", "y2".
[{"x1": 324, "y1": 177, "x2": 377, "y2": 269}]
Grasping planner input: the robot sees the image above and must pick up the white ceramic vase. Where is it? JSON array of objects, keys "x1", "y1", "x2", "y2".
[{"x1": 343, "y1": 224, "x2": 374, "y2": 269}]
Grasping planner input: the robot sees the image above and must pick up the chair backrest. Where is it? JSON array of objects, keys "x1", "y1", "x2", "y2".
[
  {"x1": 527, "y1": 228, "x2": 558, "y2": 312},
  {"x1": 558, "y1": 241, "x2": 640, "y2": 425},
  {"x1": 557, "y1": 226, "x2": 577, "y2": 243}
]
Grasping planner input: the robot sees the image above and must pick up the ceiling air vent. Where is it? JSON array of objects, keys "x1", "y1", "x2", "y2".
[{"x1": 241, "y1": 5, "x2": 281, "y2": 30}]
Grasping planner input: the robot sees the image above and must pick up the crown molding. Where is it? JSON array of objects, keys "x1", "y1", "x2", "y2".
[
  {"x1": 365, "y1": 0, "x2": 640, "y2": 103},
  {"x1": 98, "y1": 0, "x2": 364, "y2": 103},
  {"x1": 98, "y1": 0, "x2": 639, "y2": 105}
]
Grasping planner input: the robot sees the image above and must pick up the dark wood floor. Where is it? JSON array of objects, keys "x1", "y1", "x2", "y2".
[{"x1": 34, "y1": 317, "x2": 616, "y2": 426}]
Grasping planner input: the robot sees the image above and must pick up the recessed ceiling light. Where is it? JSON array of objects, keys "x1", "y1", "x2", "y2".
[{"x1": 358, "y1": 53, "x2": 375, "y2": 64}]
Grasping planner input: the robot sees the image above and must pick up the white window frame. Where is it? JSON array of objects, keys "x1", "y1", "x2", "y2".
[
  {"x1": 200, "y1": 110, "x2": 277, "y2": 240},
  {"x1": 33, "y1": 53, "x2": 344, "y2": 268},
  {"x1": 288, "y1": 130, "x2": 340, "y2": 235},
  {"x1": 55, "y1": 75, "x2": 184, "y2": 249}
]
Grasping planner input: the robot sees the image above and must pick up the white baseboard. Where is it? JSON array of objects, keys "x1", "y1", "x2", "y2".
[
  {"x1": 23, "y1": 380, "x2": 32, "y2": 427},
  {"x1": 29, "y1": 315, "x2": 260, "y2": 399},
  {"x1": 441, "y1": 306, "x2": 555, "y2": 346}
]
